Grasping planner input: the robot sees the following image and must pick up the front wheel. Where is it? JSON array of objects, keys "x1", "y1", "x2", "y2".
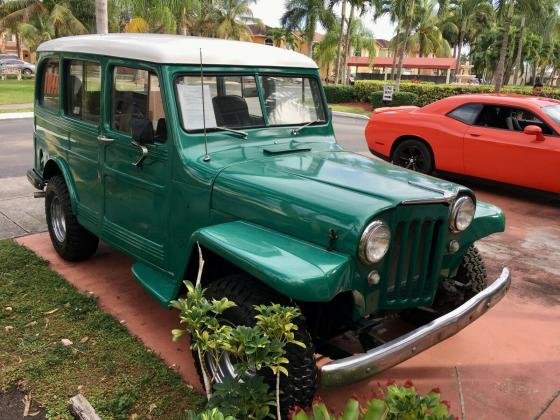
[
  {"x1": 22, "y1": 68, "x2": 32, "y2": 76},
  {"x1": 192, "y1": 274, "x2": 317, "y2": 417},
  {"x1": 391, "y1": 139, "x2": 433, "y2": 174},
  {"x1": 433, "y1": 245, "x2": 488, "y2": 312},
  {"x1": 45, "y1": 175, "x2": 98, "y2": 261}
]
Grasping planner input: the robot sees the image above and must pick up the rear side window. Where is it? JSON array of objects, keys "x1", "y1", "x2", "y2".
[
  {"x1": 447, "y1": 103, "x2": 483, "y2": 125},
  {"x1": 65, "y1": 60, "x2": 101, "y2": 124},
  {"x1": 40, "y1": 58, "x2": 60, "y2": 111}
]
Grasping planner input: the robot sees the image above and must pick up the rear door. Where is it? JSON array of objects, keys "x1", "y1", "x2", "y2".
[
  {"x1": 463, "y1": 104, "x2": 559, "y2": 191},
  {"x1": 100, "y1": 63, "x2": 171, "y2": 267}
]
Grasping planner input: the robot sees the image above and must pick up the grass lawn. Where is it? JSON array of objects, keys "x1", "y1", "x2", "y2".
[
  {"x1": 0, "y1": 108, "x2": 33, "y2": 114},
  {"x1": 0, "y1": 240, "x2": 204, "y2": 419},
  {"x1": 0, "y1": 79, "x2": 34, "y2": 105},
  {"x1": 329, "y1": 103, "x2": 372, "y2": 117}
]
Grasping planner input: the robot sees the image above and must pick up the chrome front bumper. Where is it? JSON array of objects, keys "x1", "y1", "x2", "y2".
[{"x1": 319, "y1": 267, "x2": 511, "y2": 388}]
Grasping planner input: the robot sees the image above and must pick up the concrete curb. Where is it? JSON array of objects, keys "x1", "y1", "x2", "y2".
[
  {"x1": 0, "y1": 112, "x2": 33, "y2": 120},
  {"x1": 332, "y1": 111, "x2": 370, "y2": 120}
]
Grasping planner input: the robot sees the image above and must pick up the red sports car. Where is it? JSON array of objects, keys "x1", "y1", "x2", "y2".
[{"x1": 365, "y1": 94, "x2": 560, "y2": 193}]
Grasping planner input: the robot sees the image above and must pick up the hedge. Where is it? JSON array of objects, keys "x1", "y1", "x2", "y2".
[
  {"x1": 354, "y1": 80, "x2": 560, "y2": 107},
  {"x1": 371, "y1": 90, "x2": 419, "y2": 107},
  {"x1": 323, "y1": 84, "x2": 356, "y2": 103}
]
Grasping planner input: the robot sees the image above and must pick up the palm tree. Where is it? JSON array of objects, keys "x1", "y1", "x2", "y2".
[
  {"x1": 448, "y1": 0, "x2": 494, "y2": 82},
  {"x1": 407, "y1": 0, "x2": 450, "y2": 57},
  {"x1": 0, "y1": 0, "x2": 87, "y2": 55},
  {"x1": 269, "y1": 27, "x2": 298, "y2": 49},
  {"x1": 213, "y1": 0, "x2": 263, "y2": 41},
  {"x1": 341, "y1": 0, "x2": 368, "y2": 84},
  {"x1": 328, "y1": 0, "x2": 347, "y2": 84},
  {"x1": 282, "y1": 0, "x2": 335, "y2": 57},
  {"x1": 493, "y1": 0, "x2": 540, "y2": 91}
]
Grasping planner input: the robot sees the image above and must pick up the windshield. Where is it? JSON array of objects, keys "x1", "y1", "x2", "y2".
[
  {"x1": 175, "y1": 74, "x2": 325, "y2": 132},
  {"x1": 541, "y1": 105, "x2": 560, "y2": 126}
]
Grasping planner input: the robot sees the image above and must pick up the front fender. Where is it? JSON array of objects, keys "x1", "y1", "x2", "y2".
[
  {"x1": 462, "y1": 200, "x2": 505, "y2": 244},
  {"x1": 191, "y1": 221, "x2": 351, "y2": 302}
]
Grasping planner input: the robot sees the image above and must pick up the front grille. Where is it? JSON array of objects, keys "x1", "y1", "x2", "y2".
[{"x1": 381, "y1": 212, "x2": 446, "y2": 308}]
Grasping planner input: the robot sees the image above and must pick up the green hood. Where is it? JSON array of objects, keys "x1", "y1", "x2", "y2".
[{"x1": 211, "y1": 150, "x2": 467, "y2": 253}]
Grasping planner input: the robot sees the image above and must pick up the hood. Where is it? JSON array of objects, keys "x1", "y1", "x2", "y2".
[{"x1": 211, "y1": 150, "x2": 467, "y2": 253}]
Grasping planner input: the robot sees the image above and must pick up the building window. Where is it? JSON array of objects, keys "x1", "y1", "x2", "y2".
[{"x1": 264, "y1": 38, "x2": 273, "y2": 46}]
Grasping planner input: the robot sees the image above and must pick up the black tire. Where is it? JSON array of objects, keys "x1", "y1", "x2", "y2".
[
  {"x1": 22, "y1": 68, "x2": 32, "y2": 76},
  {"x1": 391, "y1": 138, "x2": 434, "y2": 174},
  {"x1": 192, "y1": 274, "x2": 317, "y2": 417},
  {"x1": 433, "y1": 245, "x2": 487, "y2": 312},
  {"x1": 45, "y1": 175, "x2": 98, "y2": 261}
]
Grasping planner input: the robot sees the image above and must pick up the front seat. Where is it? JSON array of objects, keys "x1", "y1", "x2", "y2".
[{"x1": 212, "y1": 95, "x2": 251, "y2": 128}]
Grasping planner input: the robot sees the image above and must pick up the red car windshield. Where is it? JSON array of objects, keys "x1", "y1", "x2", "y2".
[{"x1": 541, "y1": 105, "x2": 560, "y2": 126}]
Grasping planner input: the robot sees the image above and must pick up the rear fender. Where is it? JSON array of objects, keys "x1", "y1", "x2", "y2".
[
  {"x1": 190, "y1": 221, "x2": 351, "y2": 302},
  {"x1": 43, "y1": 157, "x2": 79, "y2": 214}
]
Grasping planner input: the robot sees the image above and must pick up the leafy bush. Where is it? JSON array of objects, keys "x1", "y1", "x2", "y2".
[
  {"x1": 323, "y1": 84, "x2": 356, "y2": 103},
  {"x1": 355, "y1": 80, "x2": 560, "y2": 107},
  {"x1": 370, "y1": 90, "x2": 419, "y2": 108},
  {"x1": 171, "y1": 280, "x2": 305, "y2": 419},
  {"x1": 188, "y1": 381, "x2": 453, "y2": 419}
]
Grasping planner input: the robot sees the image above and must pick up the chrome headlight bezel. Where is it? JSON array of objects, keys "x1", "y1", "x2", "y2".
[
  {"x1": 449, "y1": 196, "x2": 476, "y2": 233},
  {"x1": 359, "y1": 220, "x2": 391, "y2": 265}
]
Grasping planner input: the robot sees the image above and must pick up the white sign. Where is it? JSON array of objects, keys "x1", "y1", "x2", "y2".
[
  {"x1": 383, "y1": 85, "x2": 394, "y2": 102},
  {"x1": 177, "y1": 84, "x2": 217, "y2": 130}
]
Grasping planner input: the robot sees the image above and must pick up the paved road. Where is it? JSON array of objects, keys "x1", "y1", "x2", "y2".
[{"x1": 0, "y1": 118, "x2": 34, "y2": 178}]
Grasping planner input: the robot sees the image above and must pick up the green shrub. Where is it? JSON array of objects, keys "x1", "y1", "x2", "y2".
[
  {"x1": 323, "y1": 84, "x2": 356, "y2": 103},
  {"x1": 371, "y1": 90, "x2": 419, "y2": 108},
  {"x1": 354, "y1": 79, "x2": 560, "y2": 107}
]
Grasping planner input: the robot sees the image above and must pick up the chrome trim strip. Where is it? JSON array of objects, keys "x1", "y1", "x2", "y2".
[
  {"x1": 402, "y1": 181, "x2": 458, "y2": 205},
  {"x1": 319, "y1": 267, "x2": 511, "y2": 388}
]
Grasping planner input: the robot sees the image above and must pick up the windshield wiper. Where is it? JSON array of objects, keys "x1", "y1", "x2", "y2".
[
  {"x1": 291, "y1": 120, "x2": 325, "y2": 135},
  {"x1": 213, "y1": 126, "x2": 248, "y2": 139}
]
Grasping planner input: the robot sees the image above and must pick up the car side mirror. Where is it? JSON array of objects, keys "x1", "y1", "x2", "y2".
[
  {"x1": 523, "y1": 124, "x2": 545, "y2": 141},
  {"x1": 130, "y1": 117, "x2": 154, "y2": 144}
]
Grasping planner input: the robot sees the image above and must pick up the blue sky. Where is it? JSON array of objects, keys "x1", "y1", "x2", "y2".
[{"x1": 251, "y1": 1, "x2": 396, "y2": 40}]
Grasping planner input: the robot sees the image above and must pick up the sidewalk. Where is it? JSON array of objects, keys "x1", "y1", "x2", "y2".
[{"x1": 0, "y1": 176, "x2": 46, "y2": 240}]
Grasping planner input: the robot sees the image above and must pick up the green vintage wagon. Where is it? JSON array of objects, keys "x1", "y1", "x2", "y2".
[{"x1": 27, "y1": 34, "x2": 510, "y2": 410}]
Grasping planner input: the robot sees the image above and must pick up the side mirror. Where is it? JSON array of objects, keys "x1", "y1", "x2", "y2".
[
  {"x1": 130, "y1": 117, "x2": 154, "y2": 144},
  {"x1": 523, "y1": 124, "x2": 545, "y2": 141}
]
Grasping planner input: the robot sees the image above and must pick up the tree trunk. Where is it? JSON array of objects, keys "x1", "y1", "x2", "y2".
[
  {"x1": 454, "y1": 23, "x2": 465, "y2": 82},
  {"x1": 341, "y1": 4, "x2": 355, "y2": 85},
  {"x1": 95, "y1": 0, "x2": 108, "y2": 34},
  {"x1": 493, "y1": 1, "x2": 514, "y2": 92},
  {"x1": 512, "y1": 15, "x2": 525, "y2": 85},
  {"x1": 395, "y1": 23, "x2": 412, "y2": 91},
  {"x1": 390, "y1": 38, "x2": 399, "y2": 80},
  {"x1": 334, "y1": 0, "x2": 347, "y2": 84},
  {"x1": 15, "y1": 32, "x2": 21, "y2": 59}
]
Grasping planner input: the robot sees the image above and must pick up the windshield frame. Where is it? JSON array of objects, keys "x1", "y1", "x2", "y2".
[{"x1": 173, "y1": 70, "x2": 328, "y2": 135}]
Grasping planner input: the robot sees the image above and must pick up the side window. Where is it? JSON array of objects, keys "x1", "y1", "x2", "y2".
[
  {"x1": 509, "y1": 108, "x2": 556, "y2": 135},
  {"x1": 65, "y1": 60, "x2": 101, "y2": 124},
  {"x1": 474, "y1": 105, "x2": 502, "y2": 128},
  {"x1": 40, "y1": 58, "x2": 60, "y2": 112},
  {"x1": 447, "y1": 103, "x2": 483, "y2": 125},
  {"x1": 112, "y1": 66, "x2": 166, "y2": 142}
]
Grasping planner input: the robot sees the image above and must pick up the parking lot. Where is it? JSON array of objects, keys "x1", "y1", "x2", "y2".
[{"x1": 4, "y1": 114, "x2": 560, "y2": 418}]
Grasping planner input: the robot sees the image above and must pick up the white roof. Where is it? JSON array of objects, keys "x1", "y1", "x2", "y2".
[{"x1": 37, "y1": 34, "x2": 318, "y2": 69}]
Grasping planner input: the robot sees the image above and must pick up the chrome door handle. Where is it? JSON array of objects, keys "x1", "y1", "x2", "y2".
[
  {"x1": 131, "y1": 140, "x2": 149, "y2": 168},
  {"x1": 97, "y1": 135, "x2": 114, "y2": 143}
]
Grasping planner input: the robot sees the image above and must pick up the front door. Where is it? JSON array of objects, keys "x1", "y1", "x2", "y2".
[
  {"x1": 101, "y1": 63, "x2": 171, "y2": 268},
  {"x1": 463, "y1": 104, "x2": 560, "y2": 192}
]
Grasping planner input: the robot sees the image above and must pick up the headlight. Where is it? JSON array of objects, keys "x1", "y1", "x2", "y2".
[
  {"x1": 449, "y1": 196, "x2": 475, "y2": 233},
  {"x1": 359, "y1": 220, "x2": 391, "y2": 264}
]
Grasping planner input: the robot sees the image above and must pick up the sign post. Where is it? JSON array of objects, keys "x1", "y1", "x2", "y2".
[{"x1": 382, "y1": 85, "x2": 394, "y2": 105}]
